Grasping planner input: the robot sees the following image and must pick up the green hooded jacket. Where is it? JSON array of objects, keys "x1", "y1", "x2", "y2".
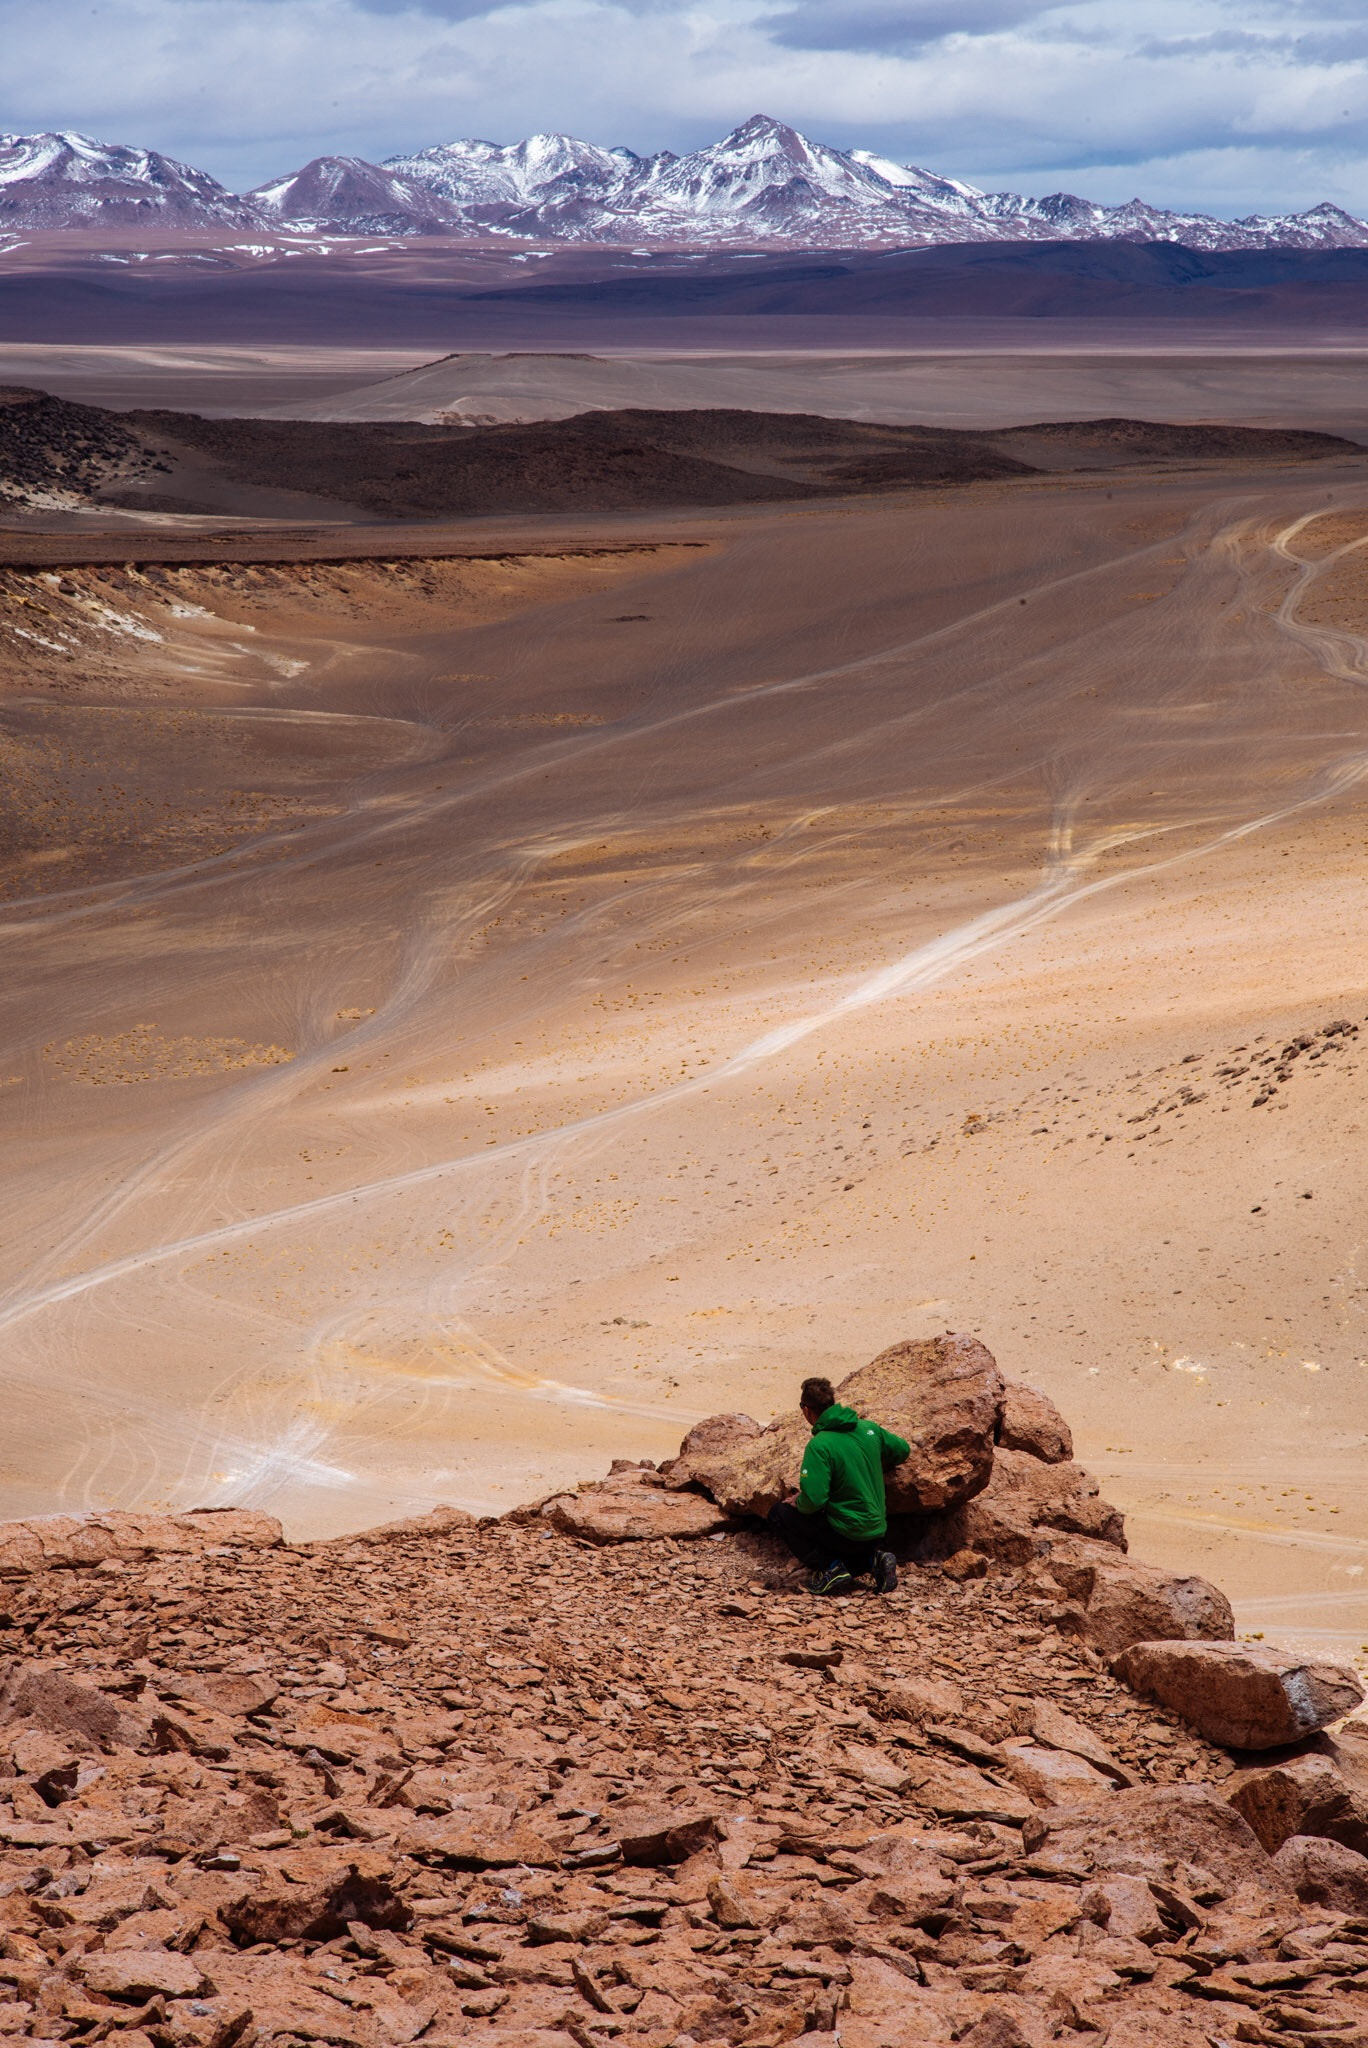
[{"x1": 795, "y1": 1403, "x2": 911, "y2": 1541}]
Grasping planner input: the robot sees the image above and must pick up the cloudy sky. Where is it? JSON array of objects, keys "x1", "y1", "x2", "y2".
[{"x1": 5, "y1": 0, "x2": 1368, "y2": 213}]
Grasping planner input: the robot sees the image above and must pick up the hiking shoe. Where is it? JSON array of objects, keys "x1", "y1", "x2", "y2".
[
  {"x1": 872, "y1": 1549, "x2": 898, "y2": 1595},
  {"x1": 808, "y1": 1561, "x2": 855, "y2": 1597}
]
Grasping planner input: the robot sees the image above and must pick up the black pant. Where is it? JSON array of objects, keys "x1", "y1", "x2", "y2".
[{"x1": 767, "y1": 1500, "x2": 879, "y2": 1575}]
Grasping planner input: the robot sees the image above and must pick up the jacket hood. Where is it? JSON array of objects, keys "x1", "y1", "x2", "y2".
[{"x1": 814, "y1": 1402, "x2": 858, "y2": 1433}]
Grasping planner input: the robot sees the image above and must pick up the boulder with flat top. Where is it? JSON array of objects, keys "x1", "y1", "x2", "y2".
[{"x1": 1114, "y1": 1640, "x2": 1363, "y2": 1751}]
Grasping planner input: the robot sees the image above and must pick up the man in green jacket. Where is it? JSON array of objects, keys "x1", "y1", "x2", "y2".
[{"x1": 766, "y1": 1375, "x2": 909, "y2": 1596}]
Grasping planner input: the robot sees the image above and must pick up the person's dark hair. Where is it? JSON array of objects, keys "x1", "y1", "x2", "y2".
[{"x1": 800, "y1": 1376, "x2": 836, "y2": 1415}]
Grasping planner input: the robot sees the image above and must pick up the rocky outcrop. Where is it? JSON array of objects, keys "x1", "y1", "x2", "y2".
[
  {"x1": 1227, "y1": 1747, "x2": 1368, "y2": 1855},
  {"x1": 927, "y1": 1449, "x2": 1126, "y2": 1566},
  {"x1": 0, "y1": 1506, "x2": 282, "y2": 1575},
  {"x1": 997, "y1": 1380, "x2": 1073, "y2": 1463},
  {"x1": 1045, "y1": 1541, "x2": 1234, "y2": 1655},
  {"x1": 1114, "y1": 1640, "x2": 1364, "y2": 1750},
  {"x1": 665, "y1": 1331, "x2": 1004, "y2": 1517},
  {"x1": 1273, "y1": 1833, "x2": 1368, "y2": 1914}
]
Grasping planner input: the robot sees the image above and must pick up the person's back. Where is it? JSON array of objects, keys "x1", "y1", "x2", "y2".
[
  {"x1": 767, "y1": 1374, "x2": 909, "y2": 1596},
  {"x1": 796, "y1": 1403, "x2": 902, "y2": 1542}
]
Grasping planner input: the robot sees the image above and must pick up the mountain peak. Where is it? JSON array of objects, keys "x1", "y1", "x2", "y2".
[{"x1": 1, "y1": 119, "x2": 1365, "y2": 253}]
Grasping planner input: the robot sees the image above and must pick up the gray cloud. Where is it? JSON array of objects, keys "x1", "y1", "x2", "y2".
[
  {"x1": 764, "y1": 0, "x2": 1056, "y2": 53},
  {"x1": 3, "y1": 0, "x2": 1368, "y2": 215}
]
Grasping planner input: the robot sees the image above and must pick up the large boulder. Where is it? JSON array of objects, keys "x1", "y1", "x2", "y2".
[
  {"x1": 1227, "y1": 1750, "x2": 1368, "y2": 1856},
  {"x1": 1272, "y1": 1833, "x2": 1368, "y2": 1915},
  {"x1": 1113, "y1": 1641, "x2": 1363, "y2": 1751},
  {"x1": 1048, "y1": 1541, "x2": 1233, "y2": 1655},
  {"x1": 998, "y1": 1381, "x2": 1073, "y2": 1463},
  {"x1": 924, "y1": 1451, "x2": 1126, "y2": 1566},
  {"x1": 664, "y1": 1333, "x2": 1004, "y2": 1519},
  {"x1": 0, "y1": 1508, "x2": 282, "y2": 1577}
]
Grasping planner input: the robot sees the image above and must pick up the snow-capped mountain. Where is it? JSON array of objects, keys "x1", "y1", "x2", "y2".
[
  {"x1": 247, "y1": 156, "x2": 464, "y2": 236},
  {"x1": 3, "y1": 116, "x2": 1368, "y2": 251},
  {"x1": 379, "y1": 115, "x2": 1368, "y2": 250},
  {"x1": 0, "y1": 131, "x2": 257, "y2": 229}
]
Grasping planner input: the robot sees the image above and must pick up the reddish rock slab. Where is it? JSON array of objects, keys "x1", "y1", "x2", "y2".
[
  {"x1": 606, "y1": 1802, "x2": 722, "y2": 1865},
  {"x1": 1114, "y1": 1640, "x2": 1363, "y2": 1751},
  {"x1": 77, "y1": 1948, "x2": 208, "y2": 2000},
  {"x1": 1000, "y1": 1741, "x2": 1114, "y2": 1807},
  {"x1": 877, "y1": 1674, "x2": 965, "y2": 1725},
  {"x1": 1031, "y1": 1697, "x2": 1134, "y2": 1786},
  {"x1": 162, "y1": 1671, "x2": 279, "y2": 1718},
  {"x1": 341, "y1": 1505, "x2": 476, "y2": 1545},
  {"x1": 0, "y1": 1662, "x2": 146, "y2": 1751},
  {"x1": 665, "y1": 1332, "x2": 1003, "y2": 1518},
  {"x1": 542, "y1": 1486, "x2": 731, "y2": 1545},
  {"x1": 0, "y1": 1508, "x2": 281, "y2": 1576},
  {"x1": 998, "y1": 1380, "x2": 1073, "y2": 1464},
  {"x1": 904, "y1": 1759, "x2": 1036, "y2": 1825},
  {"x1": 1022, "y1": 1783, "x2": 1288, "y2": 1901},
  {"x1": 401, "y1": 1820, "x2": 559, "y2": 1869}
]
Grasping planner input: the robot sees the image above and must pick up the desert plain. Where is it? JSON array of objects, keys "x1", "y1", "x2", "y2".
[{"x1": 3, "y1": 344, "x2": 1368, "y2": 1676}]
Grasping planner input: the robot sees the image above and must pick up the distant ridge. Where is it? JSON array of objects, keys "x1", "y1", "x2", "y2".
[{"x1": 3, "y1": 116, "x2": 1368, "y2": 251}]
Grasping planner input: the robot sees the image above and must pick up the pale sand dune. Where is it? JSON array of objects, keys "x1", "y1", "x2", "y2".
[
  {"x1": 5, "y1": 439, "x2": 1368, "y2": 1672},
  {"x1": 8, "y1": 342, "x2": 1368, "y2": 444},
  {"x1": 250, "y1": 348, "x2": 1368, "y2": 441},
  {"x1": 0, "y1": 343, "x2": 430, "y2": 412}
]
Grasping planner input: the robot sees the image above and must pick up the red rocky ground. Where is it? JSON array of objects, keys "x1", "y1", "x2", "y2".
[{"x1": 2, "y1": 1362, "x2": 1368, "y2": 2048}]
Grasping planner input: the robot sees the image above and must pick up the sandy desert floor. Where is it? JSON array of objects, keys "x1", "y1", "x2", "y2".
[{"x1": 5, "y1": 398, "x2": 1368, "y2": 1671}]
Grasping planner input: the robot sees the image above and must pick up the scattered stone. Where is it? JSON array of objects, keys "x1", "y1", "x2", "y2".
[{"x1": 1114, "y1": 1640, "x2": 1364, "y2": 1749}]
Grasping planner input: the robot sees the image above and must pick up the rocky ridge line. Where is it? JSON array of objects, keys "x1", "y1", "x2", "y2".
[{"x1": 0, "y1": 1341, "x2": 1366, "y2": 2047}]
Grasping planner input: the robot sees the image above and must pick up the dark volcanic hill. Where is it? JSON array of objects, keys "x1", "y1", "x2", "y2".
[{"x1": 0, "y1": 387, "x2": 1361, "y2": 523}]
